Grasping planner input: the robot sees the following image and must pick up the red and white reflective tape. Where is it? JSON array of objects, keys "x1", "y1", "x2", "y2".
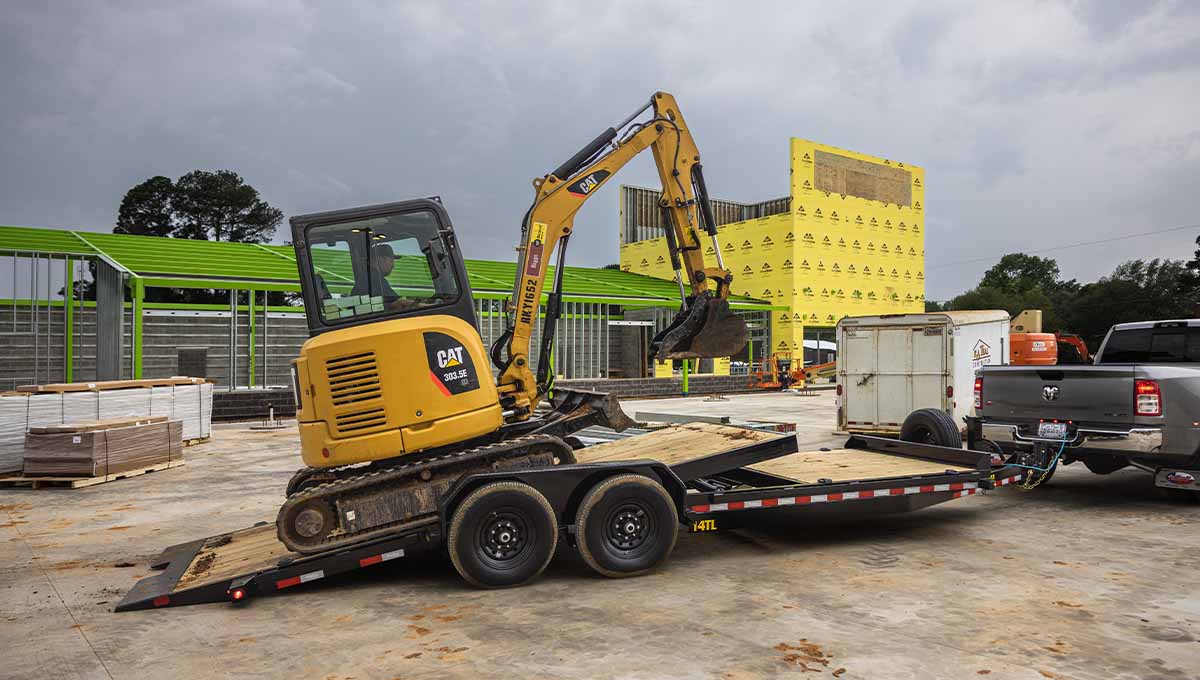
[
  {"x1": 689, "y1": 481, "x2": 978, "y2": 514},
  {"x1": 992, "y1": 474, "x2": 1022, "y2": 487},
  {"x1": 276, "y1": 569, "x2": 325, "y2": 590},
  {"x1": 359, "y1": 549, "x2": 405, "y2": 568}
]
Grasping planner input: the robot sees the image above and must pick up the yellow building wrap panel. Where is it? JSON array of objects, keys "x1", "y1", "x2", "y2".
[{"x1": 620, "y1": 137, "x2": 925, "y2": 366}]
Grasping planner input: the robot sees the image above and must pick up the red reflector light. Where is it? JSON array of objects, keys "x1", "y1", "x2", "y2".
[
  {"x1": 321, "y1": 448, "x2": 330, "y2": 458},
  {"x1": 231, "y1": 588, "x2": 245, "y2": 601},
  {"x1": 1134, "y1": 380, "x2": 1161, "y2": 416},
  {"x1": 835, "y1": 384, "x2": 843, "y2": 396}
]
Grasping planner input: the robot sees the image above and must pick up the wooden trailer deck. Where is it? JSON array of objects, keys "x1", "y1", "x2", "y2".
[
  {"x1": 574, "y1": 422, "x2": 971, "y2": 485},
  {"x1": 750, "y1": 448, "x2": 972, "y2": 484},
  {"x1": 572, "y1": 422, "x2": 782, "y2": 467}
]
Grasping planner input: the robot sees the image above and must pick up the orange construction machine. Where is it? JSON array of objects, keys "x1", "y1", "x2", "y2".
[{"x1": 1008, "y1": 310, "x2": 1090, "y2": 365}]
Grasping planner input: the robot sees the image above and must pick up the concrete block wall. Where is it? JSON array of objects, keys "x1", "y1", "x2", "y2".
[
  {"x1": 211, "y1": 388, "x2": 297, "y2": 422},
  {"x1": 140, "y1": 310, "x2": 307, "y2": 388},
  {"x1": 558, "y1": 374, "x2": 758, "y2": 398}
]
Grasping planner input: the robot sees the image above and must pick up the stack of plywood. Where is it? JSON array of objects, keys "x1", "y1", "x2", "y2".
[
  {"x1": 0, "y1": 377, "x2": 212, "y2": 474},
  {"x1": 22, "y1": 416, "x2": 183, "y2": 478}
]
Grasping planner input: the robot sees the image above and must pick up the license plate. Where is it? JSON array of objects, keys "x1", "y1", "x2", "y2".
[{"x1": 1038, "y1": 422, "x2": 1068, "y2": 439}]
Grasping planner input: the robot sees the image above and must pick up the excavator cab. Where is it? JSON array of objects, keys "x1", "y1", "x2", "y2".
[
  {"x1": 288, "y1": 199, "x2": 503, "y2": 471},
  {"x1": 292, "y1": 198, "x2": 476, "y2": 334}
]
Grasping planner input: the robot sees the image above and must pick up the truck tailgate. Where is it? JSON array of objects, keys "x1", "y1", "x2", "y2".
[{"x1": 983, "y1": 365, "x2": 1135, "y2": 426}]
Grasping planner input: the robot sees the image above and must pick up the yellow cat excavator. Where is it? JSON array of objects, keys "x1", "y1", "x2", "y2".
[{"x1": 278, "y1": 92, "x2": 748, "y2": 556}]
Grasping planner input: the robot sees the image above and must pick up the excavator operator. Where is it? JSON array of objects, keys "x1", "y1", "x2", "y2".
[{"x1": 352, "y1": 243, "x2": 401, "y2": 304}]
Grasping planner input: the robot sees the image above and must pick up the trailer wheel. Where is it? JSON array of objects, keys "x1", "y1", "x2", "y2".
[
  {"x1": 900, "y1": 408, "x2": 962, "y2": 448},
  {"x1": 575, "y1": 474, "x2": 678, "y2": 579},
  {"x1": 447, "y1": 481, "x2": 558, "y2": 589}
]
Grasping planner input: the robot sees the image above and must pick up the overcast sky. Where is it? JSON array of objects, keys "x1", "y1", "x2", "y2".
[{"x1": 1, "y1": 1, "x2": 1197, "y2": 300}]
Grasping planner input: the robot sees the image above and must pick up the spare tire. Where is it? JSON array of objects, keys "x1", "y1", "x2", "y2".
[{"x1": 900, "y1": 408, "x2": 963, "y2": 449}]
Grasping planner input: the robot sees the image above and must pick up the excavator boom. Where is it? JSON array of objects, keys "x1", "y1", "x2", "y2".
[{"x1": 492, "y1": 92, "x2": 748, "y2": 419}]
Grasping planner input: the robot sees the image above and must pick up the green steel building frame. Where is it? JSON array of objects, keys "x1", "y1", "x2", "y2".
[{"x1": 0, "y1": 225, "x2": 778, "y2": 384}]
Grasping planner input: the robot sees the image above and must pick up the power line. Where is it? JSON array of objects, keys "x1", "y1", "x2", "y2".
[{"x1": 927, "y1": 223, "x2": 1200, "y2": 270}]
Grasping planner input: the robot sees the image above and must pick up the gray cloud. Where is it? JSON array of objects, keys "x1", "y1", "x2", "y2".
[{"x1": 0, "y1": 0, "x2": 1197, "y2": 299}]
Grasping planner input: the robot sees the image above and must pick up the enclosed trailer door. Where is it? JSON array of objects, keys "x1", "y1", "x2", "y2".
[
  {"x1": 875, "y1": 328, "x2": 915, "y2": 427},
  {"x1": 911, "y1": 325, "x2": 949, "y2": 416},
  {"x1": 840, "y1": 327, "x2": 879, "y2": 428}
]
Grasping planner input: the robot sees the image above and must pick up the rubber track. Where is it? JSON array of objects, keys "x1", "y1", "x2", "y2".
[{"x1": 277, "y1": 434, "x2": 571, "y2": 554}]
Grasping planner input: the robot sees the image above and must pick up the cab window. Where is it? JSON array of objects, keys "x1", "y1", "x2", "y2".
[{"x1": 306, "y1": 210, "x2": 460, "y2": 324}]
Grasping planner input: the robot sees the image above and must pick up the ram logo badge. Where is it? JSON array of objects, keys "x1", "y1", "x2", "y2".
[{"x1": 1042, "y1": 385, "x2": 1060, "y2": 402}]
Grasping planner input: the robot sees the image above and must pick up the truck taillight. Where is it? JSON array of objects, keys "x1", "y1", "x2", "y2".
[
  {"x1": 1135, "y1": 379, "x2": 1161, "y2": 416},
  {"x1": 973, "y1": 377, "x2": 983, "y2": 410}
]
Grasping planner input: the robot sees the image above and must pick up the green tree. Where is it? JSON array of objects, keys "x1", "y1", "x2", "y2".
[
  {"x1": 1061, "y1": 259, "x2": 1200, "y2": 347},
  {"x1": 979, "y1": 253, "x2": 1061, "y2": 294},
  {"x1": 172, "y1": 170, "x2": 281, "y2": 243},
  {"x1": 113, "y1": 170, "x2": 285, "y2": 304},
  {"x1": 114, "y1": 175, "x2": 177, "y2": 237}
]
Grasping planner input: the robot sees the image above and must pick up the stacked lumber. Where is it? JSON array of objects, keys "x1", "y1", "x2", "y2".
[
  {"x1": 0, "y1": 377, "x2": 212, "y2": 474},
  {"x1": 16, "y1": 377, "x2": 207, "y2": 393},
  {"x1": 22, "y1": 416, "x2": 184, "y2": 477}
]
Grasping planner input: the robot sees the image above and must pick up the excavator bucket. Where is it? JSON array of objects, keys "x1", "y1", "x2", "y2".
[
  {"x1": 650, "y1": 291, "x2": 749, "y2": 361},
  {"x1": 533, "y1": 387, "x2": 636, "y2": 438}
]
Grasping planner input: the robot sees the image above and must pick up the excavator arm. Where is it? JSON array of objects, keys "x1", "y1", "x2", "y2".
[{"x1": 491, "y1": 92, "x2": 748, "y2": 419}]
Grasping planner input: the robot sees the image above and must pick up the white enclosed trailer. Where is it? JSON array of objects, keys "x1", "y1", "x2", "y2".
[{"x1": 837, "y1": 311, "x2": 1010, "y2": 435}]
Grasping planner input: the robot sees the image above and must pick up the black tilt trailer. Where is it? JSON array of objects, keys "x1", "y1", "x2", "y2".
[{"x1": 118, "y1": 423, "x2": 1019, "y2": 611}]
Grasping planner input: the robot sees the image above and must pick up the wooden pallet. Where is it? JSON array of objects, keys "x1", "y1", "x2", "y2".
[{"x1": 0, "y1": 460, "x2": 185, "y2": 489}]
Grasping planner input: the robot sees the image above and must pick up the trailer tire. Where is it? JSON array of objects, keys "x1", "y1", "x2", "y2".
[
  {"x1": 575, "y1": 474, "x2": 678, "y2": 579},
  {"x1": 900, "y1": 408, "x2": 962, "y2": 449},
  {"x1": 447, "y1": 481, "x2": 558, "y2": 589}
]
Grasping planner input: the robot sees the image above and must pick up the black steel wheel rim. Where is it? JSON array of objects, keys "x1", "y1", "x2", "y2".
[
  {"x1": 603, "y1": 501, "x2": 655, "y2": 555},
  {"x1": 477, "y1": 508, "x2": 533, "y2": 566}
]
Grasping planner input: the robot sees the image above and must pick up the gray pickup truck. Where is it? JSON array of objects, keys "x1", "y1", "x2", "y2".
[{"x1": 970, "y1": 319, "x2": 1200, "y2": 498}]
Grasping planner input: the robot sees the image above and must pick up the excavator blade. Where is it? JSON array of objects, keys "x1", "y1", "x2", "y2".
[
  {"x1": 651, "y1": 292, "x2": 749, "y2": 361},
  {"x1": 533, "y1": 387, "x2": 636, "y2": 437}
]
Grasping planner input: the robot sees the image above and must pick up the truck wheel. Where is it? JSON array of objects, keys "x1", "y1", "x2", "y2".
[
  {"x1": 575, "y1": 474, "x2": 678, "y2": 578},
  {"x1": 900, "y1": 408, "x2": 962, "y2": 448},
  {"x1": 1081, "y1": 455, "x2": 1128, "y2": 475},
  {"x1": 447, "y1": 481, "x2": 558, "y2": 589}
]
